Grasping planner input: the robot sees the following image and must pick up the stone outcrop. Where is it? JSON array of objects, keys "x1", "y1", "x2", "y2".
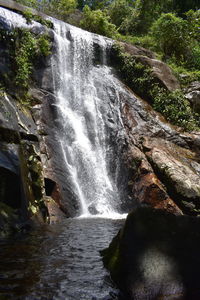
[
  {"x1": 112, "y1": 42, "x2": 180, "y2": 96},
  {"x1": 102, "y1": 207, "x2": 200, "y2": 300},
  {"x1": 185, "y1": 81, "x2": 200, "y2": 114},
  {"x1": 104, "y1": 34, "x2": 200, "y2": 300},
  {"x1": 143, "y1": 138, "x2": 200, "y2": 214},
  {"x1": 0, "y1": 92, "x2": 48, "y2": 235},
  {"x1": 0, "y1": 2, "x2": 64, "y2": 233},
  {"x1": 119, "y1": 82, "x2": 200, "y2": 215},
  {"x1": 126, "y1": 145, "x2": 182, "y2": 215}
]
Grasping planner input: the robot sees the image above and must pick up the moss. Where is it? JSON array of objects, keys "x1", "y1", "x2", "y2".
[
  {"x1": 19, "y1": 141, "x2": 48, "y2": 222},
  {"x1": 101, "y1": 230, "x2": 121, "y2": 280}
]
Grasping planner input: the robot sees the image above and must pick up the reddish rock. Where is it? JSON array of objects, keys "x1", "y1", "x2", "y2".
[
  {"x1": 133, "y1": 172, "x2": 182, "y2": 215},
  {"x1": 128, "y1": 146, "x2": 182, "y2": 215}
]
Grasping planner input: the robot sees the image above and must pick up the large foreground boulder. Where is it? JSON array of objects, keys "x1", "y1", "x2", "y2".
[{"x1": 102, "y1": 207, "x2": 200, "y2": 300}]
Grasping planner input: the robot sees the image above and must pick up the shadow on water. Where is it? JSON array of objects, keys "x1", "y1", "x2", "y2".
[{"x1": 0, "y1": 218, "x2": 124, "y2": 300}]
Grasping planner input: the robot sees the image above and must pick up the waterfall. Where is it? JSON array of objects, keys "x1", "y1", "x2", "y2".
[
  {"x1": 0, "y1": 6, "x2": 127, "y2": 218},
  {"x1": 51, "y1": 20, "x2": 126, "y2": 218}
]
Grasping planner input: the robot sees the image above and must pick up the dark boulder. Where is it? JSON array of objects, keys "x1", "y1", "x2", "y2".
[{"x1": 102, "y1": 207, "x2": 200, "y2": 300}]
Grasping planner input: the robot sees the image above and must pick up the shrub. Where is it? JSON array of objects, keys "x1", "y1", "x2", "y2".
[
  {"x1": 22, "y1": 9, "x2": 53, "y2": 28},
  {"x1": 110, "y1": 43, "x2": 157, "y2": 101},
  {"x1": 185, "y1": 9, "x2": 200, "y2": 42},
  {"x1": 153, "y1": 88, "x2": 200, "y2": 131},
  {"x1": 14, "y1": 29, "x2": 37, "y2": 88},
  {"x1": 111, "y1": 43, "x2": 200, "y2": 131},
  {"x1": 11, "y1": 28, "x2": 51, "y2": 89}
]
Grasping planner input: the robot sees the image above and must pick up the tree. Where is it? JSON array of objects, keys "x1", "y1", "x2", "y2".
[
  {"x1": 108, "y1": 0, "x2": 134, "y2": 28},
  {"x1": 129, "y1": 0, "x2": 174, "y2": 34},
  {"x1": 151, "y1": 13, "x2": 190, "y2": 59},
  {"x1": 173, "y1": 0, "x2": 199, "y2": 15},
  {"x1": 185, "y1": 9, "x2": 200, "y2": 41},
  {"x1": 39, "y1": 0, "x2": 77, "y2": 20},
  {"x1": 80, "y1": 5, "x2": 117, "y2": 37},
  {"x1": 15, "y1": 0, "x2": 39, "y2": 9},
  {"x1": 77, "y1": 0, "x2": 113, "y2": 10}
]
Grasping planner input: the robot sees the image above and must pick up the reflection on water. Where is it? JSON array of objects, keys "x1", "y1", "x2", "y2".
[{"x1": 0, "y1": 218, "x2": 124, "y2": 300}]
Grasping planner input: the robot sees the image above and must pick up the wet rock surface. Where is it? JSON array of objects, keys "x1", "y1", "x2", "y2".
[{"x1": 0, "y1": 92, "x2": 49, "y2": 234}]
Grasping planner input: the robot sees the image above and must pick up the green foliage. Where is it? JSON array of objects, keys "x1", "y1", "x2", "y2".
[
  {"x1": 118, "y1": 34, "x2": 156, "y2": 51},
  {"x1": 80, "y1": 5, "x2": 118, "y2": 37},
  {"x1": 185, "y1": 43, "x2": 200, "y2": 70},
  {"x1": 151, "y1": 13, "x2": 190, "y2": 60},
  {"x1": 5, "y1": 28, "x2": 52, "y2": 90},
  {"x1": 111, "y1": 43, "x2": 156, "y2": 101},
  {"x1": 112, "y1": 43, "x2": 200, "y2": 131},
  {"x1": 125, "y1": 0, "x2": 174, "y2": 34},
  {"x1": 108, "y1": 0, "x2": 134, "y2": 28},
  {"x1": 186, "y1": 9, "x2": 200, "y2": 42},
  {"x1": 77, "y1": 0, "x2": 112, "y2": 10},
  {"x1": 16, "y1": 0, "x2": 77, "y2": 21},
  {"x1": 22, "y1": 9, "x2": 53, "y2": 28},
  {"x1": 39, "y1": 0, "x2": 77, "y2": 21},
  {"x1": 22, "y1": 9, "x2": 34, "y2": 24},
  {"x1": 173, "y1": 0, "x2": 199, "y2": 15},
  {"x1": 153, "y1": 89, "x2": 200, "y2": 131},
  {"x1": 37, "y1": 34, "x2": 52, "y2": 56},
  {"x1": 14, "y1": 29, "x2": 37, "y2": 88},
  {"x1": 169, "y1": 62, "x2": 200, "y2": 87},
  {"x1": 15, "y1": 0, "x2": 39, "y2": 9}
]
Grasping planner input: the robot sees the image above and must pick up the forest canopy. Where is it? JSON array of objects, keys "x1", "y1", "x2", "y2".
[{"x1": 15, "y1": 0, "x2": 199, "y2": 70}]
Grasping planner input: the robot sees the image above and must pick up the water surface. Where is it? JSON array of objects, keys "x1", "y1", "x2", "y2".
[{"x1": 0, "y1": 218, "x2": 124, "y2": 300}]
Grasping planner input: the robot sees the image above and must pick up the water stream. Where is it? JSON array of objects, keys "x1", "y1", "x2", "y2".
[
  {"x1": 0, "y1": 6, "x2": 127, "y2": 300},
  {"x1": 50, "y1": 19, "x2": 126, "y2": 218}
]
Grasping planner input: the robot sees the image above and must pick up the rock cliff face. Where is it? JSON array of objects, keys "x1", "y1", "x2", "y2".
[
  {"x1": 1, "y1": 1, "x2": 200, "y2": 231},
  {"x1": 1, "y1": 2, "x2": 200, "y2": 297},
  {"x1": 0, "y1": 2, "x2": 65, "y2": 235},
  {"x1": 102, "y1": 17, "x2": 200, "y2": 300}
]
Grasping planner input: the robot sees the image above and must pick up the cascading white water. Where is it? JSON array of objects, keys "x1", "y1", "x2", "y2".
[
  {"x1": 0, "y1": 6, "x2": 127, "y2": 218},
  {"x1": 51, "y1": 20, "x2": 125, "y2": 218}
]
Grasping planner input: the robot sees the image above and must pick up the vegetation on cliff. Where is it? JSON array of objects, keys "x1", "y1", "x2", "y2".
[
  {"x1": 0, "y1": 21, "x2": 51, "y2": 101},
  {"x1": 14, "y1": 0, "x2": 200, "y2": 131}
]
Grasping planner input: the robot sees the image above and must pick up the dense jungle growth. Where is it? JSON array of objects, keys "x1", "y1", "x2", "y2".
[{"x1": 14, "y1": 0, "x2": 200, "y2": 130}]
